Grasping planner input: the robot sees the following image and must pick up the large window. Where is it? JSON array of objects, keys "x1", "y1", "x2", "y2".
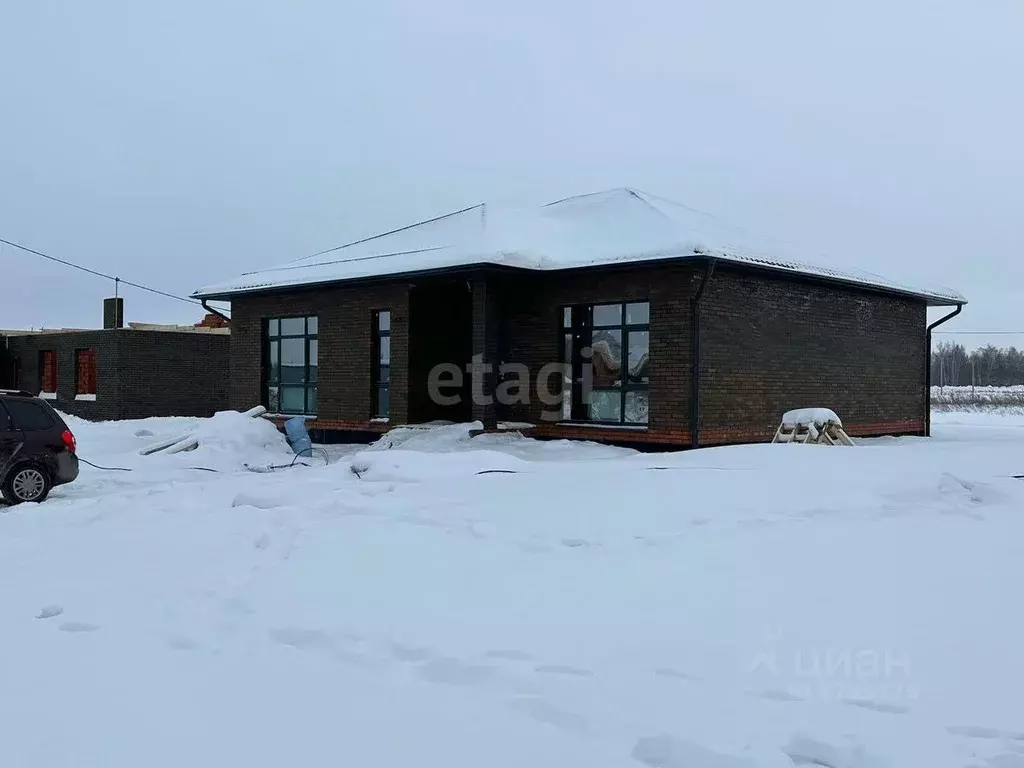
[
  {"x1": 76, "y1": 349, "x2": 97, "y2": 397},
  {"x1": 265, "y1": 316, "x2": 318, "y2": 415},
  {"x1": 561, "y1": 301, "x2": 649, "y2": 425},
  {"x1": 373, "y1": 310, "x2": 391, "y2": 418}
]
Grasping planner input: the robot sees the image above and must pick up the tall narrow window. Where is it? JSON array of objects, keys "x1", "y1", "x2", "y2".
[
  {"x1": 560, "y1": 301, "x2": 649, "y2": 425},
  {"x1": 373, "y1": 310, "x2": 391, "y2": 418},
  {"x1": 75, "y1": 349, "x2": 97, "y2": 398},
  {"x1": 39, "y1": 350, "x2": 57, "y2": 395},
  {"x1": 264, "y1": 316, "x2": 318, "y2": 415}
]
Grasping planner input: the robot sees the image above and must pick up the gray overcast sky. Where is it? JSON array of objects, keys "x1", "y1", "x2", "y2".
[{"x1": 2, "y1": 0, "x2": 1021, "y2": 347}]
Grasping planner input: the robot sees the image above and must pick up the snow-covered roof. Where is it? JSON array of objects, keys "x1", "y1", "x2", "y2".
[{"x1": 192, "y1": 188, "x2": 965, "y2": 306}]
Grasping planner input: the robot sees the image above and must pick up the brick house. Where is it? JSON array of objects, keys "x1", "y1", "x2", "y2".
[
  {"x1": 1, "y1": 300, "x2": 230, "y2": 421},
  {"x1": 192, "y1": 188, "x2": 965, "y2": 447}
]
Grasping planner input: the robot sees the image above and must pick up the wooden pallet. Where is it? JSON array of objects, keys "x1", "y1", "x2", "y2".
[{"x1": 772, "y1": 419, "x2": 854, "y2": 446}]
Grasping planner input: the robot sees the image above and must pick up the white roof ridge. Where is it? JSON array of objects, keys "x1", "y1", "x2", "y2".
[
  {"x1": 291, "y1": 203, "x2": 485, "y2": 264},
  {"x1": 193, "y1": 187, "x2": 966, "y2": 306}
]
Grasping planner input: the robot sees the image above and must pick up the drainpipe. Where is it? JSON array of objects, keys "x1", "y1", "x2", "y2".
[
  {"x1": 691, "y1": 259, "x2": 716, "y2": 449},
  {"x1": 924, "y1": 303, "x2": 963, "y2": 436},
  {"x1": 201, "y1": 299, "x2": 231, "y2": 326}
]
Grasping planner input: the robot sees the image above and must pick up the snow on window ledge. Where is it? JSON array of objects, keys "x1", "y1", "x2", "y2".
[
  {"x1": 370, "y1": 417, "x2": 390, "y2": 424},
  {"x1": 39, "y1": 391, "x2": 57, "y2": 401},
  {"x1": 75, "y1": 393, "x2": 97, "y2": 402},
  {"x1": 554, "y1": 421, "x2": 649, "y2": 431}
]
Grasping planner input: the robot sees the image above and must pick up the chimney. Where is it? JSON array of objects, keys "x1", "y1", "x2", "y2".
[{"x1": 103, "y1": 297, "x2": 124, "y2": 329}]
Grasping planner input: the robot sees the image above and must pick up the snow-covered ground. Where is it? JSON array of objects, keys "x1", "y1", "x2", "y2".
[{"x1": 2, "y1": 411, "x2": 1023, "y2": 767}]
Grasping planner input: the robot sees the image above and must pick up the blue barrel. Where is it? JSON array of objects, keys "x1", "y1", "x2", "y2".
[{"x1": 284, "y1": 416, "x2": 313, "y2": 457}]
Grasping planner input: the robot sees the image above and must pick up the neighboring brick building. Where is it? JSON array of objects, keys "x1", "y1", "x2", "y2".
[
  {"x1": 1, "y1": 302, "x2": 230, "y2": 421},
  {"x1": 193, "y1": 188, "x2": 965, "y2": 448}
]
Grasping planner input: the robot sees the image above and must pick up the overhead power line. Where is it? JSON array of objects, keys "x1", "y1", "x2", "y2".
[{"x1": 0, "y1": 236, "x2": 207, "y2": 306}]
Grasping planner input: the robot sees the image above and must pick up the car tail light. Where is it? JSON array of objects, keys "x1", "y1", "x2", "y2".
[{"x1": 61, "y1": 429, "x2": 77, "y2": 454}]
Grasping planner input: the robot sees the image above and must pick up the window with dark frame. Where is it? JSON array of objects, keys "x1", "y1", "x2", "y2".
[
  {"x1": 76, "y1": 349, "x2": 97, "y2": 396},
  {"x1": 373, "y1": 310, "x2": 391, "y2": 418},
  {"x1": 561, "y1": 301, "x2": 650, "y2": 425},
  {"x1": 39, "y1": 350, "x2": 57, "y2": 394},
  {"x1": 264, "y1": 316, "x2": 318, "y2": 415}
]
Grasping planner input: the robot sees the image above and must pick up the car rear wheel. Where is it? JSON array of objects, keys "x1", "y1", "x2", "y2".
[{"x1": 2, "y1": 465, "x2": 52, "y2": 504}]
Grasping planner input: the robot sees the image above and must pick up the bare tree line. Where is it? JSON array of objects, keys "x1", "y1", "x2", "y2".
[{"x1": 931, "y1": 342, "x2": 1024, "y2": 387}]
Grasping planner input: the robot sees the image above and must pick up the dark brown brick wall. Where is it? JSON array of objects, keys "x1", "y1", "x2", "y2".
[
  {"x1": 1, "y1": 329, "x2": 228, "y2": 420},
  {"x1": 114, "y1": 330, "x2": 230, "y2": 419},
  {"x1": 697, "y1": 265, "x2": 927, "y2": 443},
  {"x1": 229, "y1": 282, "x2": 410, "y2": 424},
  {"x1": 499, "y1": 263, "x2": 697, "y2": 433},
  {"x1": 221, "y1": 261, "x2": 928, "y2": 447},
  {"x1": 4, "y1": 331, "x2": 121, "y2": 420}
]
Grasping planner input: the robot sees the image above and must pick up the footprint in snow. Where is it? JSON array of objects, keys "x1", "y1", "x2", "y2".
[
  {"x1": 632, "y1": 734, "x2": 758, "y2": 767},
  {"x1": 416, "y1": 657, "x2": 494, "y2": 686},
  {"x1": 485, "y1": 649, "x2": 535, "y2": 662},
  {"x1": 59, "y1": 621, "x2": 99, "y2": 633},
  {"x1": 269, "y1": 627, "x2": 335, "y2": 650},
  {"x1": 842, "y1": 697, "x2": 910, "y2": 715},
  {"x1": 534, "y1": 664, "x2": 593, "y2": 677},
  {"x1": 560, "y1": 538, "x2": 591, "y2": 548},
  {"x1": 987, "y1": 753, "x2": 1024, "y2": 768},
  {"x1": 947, "y1": 725, "x2": 1024, "y2": 741},
  {"x1": 36, "y1": 605, "x2": 64, "y2": 620},
  {"x1": 388, "y1": 642, "x2": 434, "y2": 663},
  {"x1": 653, "y1": 667, "x2": 701, "y2": 682},
  {"x1": 783, "y1": 733, "x2": 880, "y2": 768},
  {"x1": 507, "y1": 695, "x2": 590, "y2": 733},
  {"x1": 748, "y1": 688, "x2": 805, "y2": 703},
  {"x1": 269, "y1": 627, "x2": 382, "y2": 671}
]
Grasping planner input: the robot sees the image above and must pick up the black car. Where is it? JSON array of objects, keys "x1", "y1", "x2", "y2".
[{"x1": 0, "y1": 390, "x2": 80, "y2": 504}]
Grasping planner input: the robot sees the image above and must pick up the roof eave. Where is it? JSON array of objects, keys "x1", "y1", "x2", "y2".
[
  {"x1": 192, "y1": 254, "x2": 965, "y2": 308},
  {"x1": 190, "y1": 262, "x2": 532, "y2": 301}
]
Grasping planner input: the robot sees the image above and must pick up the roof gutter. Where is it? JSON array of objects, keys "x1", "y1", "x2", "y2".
[
  {"x1": 924, "y1": 303, "x2": 963, "y2": 436},
  {"x1": 691, "y1": 258, "x2": 716, "y2": 449},
  {"x1": 201, "y1": 299, "x2": 231, "y2": 326}
]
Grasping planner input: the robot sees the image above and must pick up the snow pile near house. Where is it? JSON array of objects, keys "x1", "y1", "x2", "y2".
[
  {"x1": 61, "y1": 409, "x2": 293, "y2": 473},
  {"x1": 349, "y1": 421, "x2": 632, "y2": 482},
  {"x1": 364, "y1": 420, "x2": 486, "y2": 452},
  {"x1": 3, "y1": 414, "x2": 1023, "y2": 767},
  {"x1": 185, "y1": 410, "x2": 294, "y2": 468},
  {"x1": 362, "y1": 420, "x2": 633, "y2": 460}
]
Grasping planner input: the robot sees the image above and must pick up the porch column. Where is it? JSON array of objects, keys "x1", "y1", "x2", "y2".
[{"x1": 470, "y1": 274, "x2": 500, "y2": 429}]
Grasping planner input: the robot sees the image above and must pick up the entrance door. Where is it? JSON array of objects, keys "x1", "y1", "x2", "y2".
[{"x1": 408, "y1": 279, "x2": 473, "y2": 423}]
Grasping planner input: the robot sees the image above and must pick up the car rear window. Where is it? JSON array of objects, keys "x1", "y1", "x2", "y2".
[{"x1": 4, "y1": 400, "x2": 56, "y2": 431}]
